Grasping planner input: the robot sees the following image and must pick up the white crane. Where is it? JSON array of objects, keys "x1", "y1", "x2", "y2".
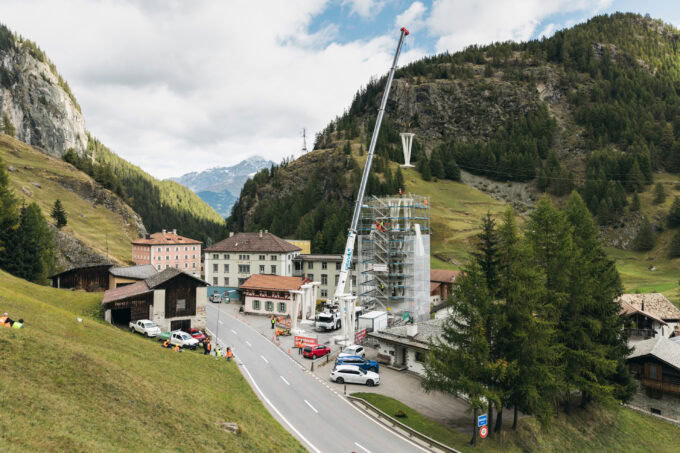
[{"x1": 333, "y1": 27, "x2": 409, "y2": 345}]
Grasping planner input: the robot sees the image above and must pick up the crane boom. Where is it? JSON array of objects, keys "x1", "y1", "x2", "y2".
[{"x1": 334, "y1": 27, "x2": 409, "y2": 304}]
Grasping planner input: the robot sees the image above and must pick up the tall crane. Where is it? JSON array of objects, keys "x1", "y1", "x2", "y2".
[{"x1": 333, "y1": 27, "x2": 409, "y2": 344}]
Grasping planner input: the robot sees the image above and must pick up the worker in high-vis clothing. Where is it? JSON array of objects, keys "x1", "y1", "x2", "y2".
[
  {"x1": 270, "y1": 315, "x2": 276, "y2": 329},
  {"x1": 297, "y1": 339, "x2": 303, "y2": 354},
  {"x1": 163, "y1": 339, "x2": 170, "y2": 348},
  {"x1": 12, "y1": 318, "x2": 23, "y2": 329},
  {"x1": 174, "y1": 344, "x2": 180, "y2": 352},
  {"x1": 226, "y1": 347, "x2": 233, "y2": 362},
  {"x1": 203, "y1": 338, "x2": 212, "y2": 355}
]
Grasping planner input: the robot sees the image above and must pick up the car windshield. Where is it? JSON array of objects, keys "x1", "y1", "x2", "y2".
[
  {"x1": 358, "y1": 368, "x2": 367, "y2": 375},
  {"x1": 317, "y1": 315, "x2": 332, "y2": 322},
  {"x1": 181, "y1": 334, "x2": 191, "y2": 340},
  {"x1": 144, "y1": 322, "x2": 157, "y2": 328}
]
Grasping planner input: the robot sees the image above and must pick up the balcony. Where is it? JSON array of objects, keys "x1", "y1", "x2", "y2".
[{"x1": 641, "y1": 378, "x2": 680, "y2": 395}]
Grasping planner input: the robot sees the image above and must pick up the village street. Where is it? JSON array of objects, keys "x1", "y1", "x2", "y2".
[{"x1": 206, "y1": 303, "x2": 434, "y2": 453}]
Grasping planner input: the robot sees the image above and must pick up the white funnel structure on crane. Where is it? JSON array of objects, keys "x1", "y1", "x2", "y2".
[{"x1": 400, "y1": 132, "x2": 415, "y2": 167}]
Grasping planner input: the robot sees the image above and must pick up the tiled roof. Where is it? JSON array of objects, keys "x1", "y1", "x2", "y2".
[
  {"x1": 102, "y1": 281, "x2": 151, "y2": 305},
  {"x1": 132, "y1": 231, "x2": 202, "y2": 245},
  {"x1": 430, "y1": 282, "x2": 442, "y2": 293},
  {"x1": 145, "y1": 268, "x2": 208, "y2": 289},
  {"x1": 206, "y1": 232, "x2": 301, "y2": 253},
  {"x1": 109, "y1": 264, "x2": 158, "y2": 280},
  {"x1": 430, "y1": 269, "x2": 459, "y2": 283},
  {"x1": 240, "y1": 274, "x2": 304, "y2": 291},
  {"x1": 616, "y1": 293, "x2": 680, "y2": 321},
  {"x1": 619, "y1": 301, "x2": 667, "y2": 325},
  {"x1": 368, "y1": 318, "x2": 445, "y2": 350},
  {"x1": 629, "y1": 336, "x2": 680, "y2": 370}
]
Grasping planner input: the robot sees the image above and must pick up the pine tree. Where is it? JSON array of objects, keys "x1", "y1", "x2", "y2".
[
  {"x1": 668, "y1": 197, "x2": 680, "y2": 228},
  {"x1": 419, "y1": 156, "x2": 432, "y2": 181},
  {"x1": 653, "y1": 182, "x2": 666, "y2": 204},
  {"x1": 430, "y1": 155, "x2": 444, "y2": 179},
  {"x1": 2, "y1": 113, "x2": 15, "y2": 137},
  {"x1": 51, "y1": 199, "x2": 67, "y2": 229},
  {"x1": 633, "y1": 216, "x2": 655, "y2": 252},
  {"x1": 394, "y1": 167, "x2": 405, "y2": 192},
  {"x1": 444, "y1": 159, "x2": 461, "y2": 181},
  {"x1": 7, "y1": 203, "x2": 57, "y2": 283},
  {"x1": 472, "y1": 213, "x2": 500, "y2": 294},
  {"x1": 669, "y1": 230, "x2": 680, "y2": 258},
  {"x1": 626, "y1": 160, "x2": 644, "y2": 193},
  {"x1": 630, "y1": 191, "x2": 640, "y2": 212},
  {"x1": 0, "y1": 157, "x2": 20, "y2": 271}
]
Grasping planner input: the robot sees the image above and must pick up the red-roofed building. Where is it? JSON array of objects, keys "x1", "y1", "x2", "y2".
[
  {"x1": 239, "y1": 274, "x2": 316, "y2": 318},
  {"x1": 430, "y1": 269, "x2": 459, "y2": 304},
  {"x1": 132, "y1": 229, "x2": 202, "y2": 276}
]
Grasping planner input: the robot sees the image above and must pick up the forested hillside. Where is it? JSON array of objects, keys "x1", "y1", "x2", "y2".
[{"x1": 229, "y1": 13, "x2": 680, "y2": 256}]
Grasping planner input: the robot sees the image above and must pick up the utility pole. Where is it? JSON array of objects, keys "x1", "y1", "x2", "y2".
[{"x1": 301, "y1": 128, "x2": 308, "y2": 153}]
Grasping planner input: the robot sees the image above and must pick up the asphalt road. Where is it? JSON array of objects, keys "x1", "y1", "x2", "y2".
[{"x1": 206, "y1": 304, "x2": 429, "y2": 453}]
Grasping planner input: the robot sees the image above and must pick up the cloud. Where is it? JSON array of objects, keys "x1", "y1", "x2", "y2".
[
  {"x1": 395, "y1": 2, "x2": 427, "y2": 33},
  {"x1": 0, "y1": 0, "x2": 424, "y2": 178},
  {"x1": 343, "y1": 0, "x2": 387, "y2": 19},
  {"x1": 539, "y1": 23, "x2": 557, "y2": 39},
  {"x1": 427, "y1": 0, "x2": 613, "y2": 53}
]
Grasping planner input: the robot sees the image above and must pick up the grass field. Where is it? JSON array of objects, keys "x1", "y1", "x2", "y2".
[
  {"x1": 352, "y1": 393, "x2": 680, "y2": 453},
  {"x1": 0, "y1": 270, "x2": 302, "y2": 452},
  {"x1": 0, "y1": 134, "x2": 136, "y2": 264}
]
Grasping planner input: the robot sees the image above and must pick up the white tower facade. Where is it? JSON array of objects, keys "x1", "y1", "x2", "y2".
[{"x1": 400, "y1": 132, "x2": 415, "y2": 167}]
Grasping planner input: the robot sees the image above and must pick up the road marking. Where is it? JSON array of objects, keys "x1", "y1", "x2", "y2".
[
  {"x1": 261, "y1": 355, "x2": 269, "y2": 364},
  {"x1": 245, "y1": 341, "x2": 252, "y2": 347},
  {"x1": 304, "y1": 400, "x2": 318, "y2": 413},
  {"x1": 280, "y1": 376, "x2": 290, "y2": 386},
  {"x1": 231, "y1": 329, "x2": 237, "y2": 335},
  {"x1": 354, "y1": 442, "x2": 371, "y2": 453},
  {"x1": 218, "y1": 321, "x2": 224, "y2": 325},
  {"x1": 241, "y1": 365, "x2": 321, "y2": 453}
]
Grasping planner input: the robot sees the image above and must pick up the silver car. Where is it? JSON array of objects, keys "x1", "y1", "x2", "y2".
[{"x1": 330, "y1": 364, "x2": 380, "y2": 387}]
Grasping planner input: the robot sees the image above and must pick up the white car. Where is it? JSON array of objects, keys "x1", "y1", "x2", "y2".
[
  {"x1": 330, "y1": 364, "x2": 380, "y2": 387},
  {"x1": 338, "y1": 344, "x2": 365, "y2": 359},
  {"x1": 170, "y1": 331, "x2": 199, "y2": 350},
  {"x1": 129, "y1": 319, "x2": 161, "y2": 337}
]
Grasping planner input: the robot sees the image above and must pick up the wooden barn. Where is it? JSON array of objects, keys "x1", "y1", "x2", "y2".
[{"x1": 50, "y1": 264, "x2": 113, "y2": 292}]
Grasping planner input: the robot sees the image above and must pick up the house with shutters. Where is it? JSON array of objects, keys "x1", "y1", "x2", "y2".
[
  {"x1": 617, "y1": 293, "x2": 680, "y2": 339},
  {"x1": 131, "y1": 229, "x2": 202, "y2": 276},
  {"x1": 239, "y1": 274, "x2": 317, "y2": 319},
  {"x1": 101, "y1": 267, "x2": 208, "y2": 332}
]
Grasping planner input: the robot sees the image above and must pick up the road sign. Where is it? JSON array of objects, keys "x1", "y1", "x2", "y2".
[
  {"x1": 477, "y1": 414, "x2": 487, "y2": 427},
  {"x1": 355, "y1": 328, "x2": 367, "y2": 343},
  {"x1": 294, "y1": 335, "x2": 318, "y2": 347},
  {"x1": 479, "y1": 426, "x2": 488, "y2": 439}
]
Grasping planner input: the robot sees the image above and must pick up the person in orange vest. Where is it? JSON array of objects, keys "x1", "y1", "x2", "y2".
[
  {"x1": 174, "y1": 344, "x2": 181, "y2": 352},
  {"x1": 203, "y1": 338, "x2": 212, "y2": 355},
  {"x1": 297, "y1": 338, "x2": 303, "y2": 355},
  {"x1": 226, "y1": 347, "x2": 233, "y2": 362},
  {"x1": 163, "y1": 339, "x2": 170, "y2": 348},
  {"x1": 0, "y1": 313, "x2": 8, "y2": 325}
]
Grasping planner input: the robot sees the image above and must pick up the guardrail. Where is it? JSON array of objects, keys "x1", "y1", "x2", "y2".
[{"x1": 346, "y1": 395, "x2": 461, "y2": 453}]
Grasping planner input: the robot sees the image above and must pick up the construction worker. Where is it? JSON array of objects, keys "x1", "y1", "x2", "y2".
[
  {"x1": 203, "y1": 338, "x2": 212, "y2": 355},
  {"x1": 297, "y1": 338, "x2": 303, "y2": 354},
  {"x1": 12, "y1": 318, "x2": 23, "y2": 329},
  {"x1": 163, "y1": 339, "x2": 170, "y2": 348},
  {"x1": 270, "y1": 315, "x2": 275, "y2": 329},
  {"x1": 0, "y1": 313, "x2": 7, "y2": 325},
  {"x1": 399, "y1": 188, "x2": 402, "y2": 197},
  {"x1": 216, "y1": 347, "x2": 222, "y2": 358},
  {"x1": 226, "y1": 347, "x2": 233, "y2": 362},
  {"x1": 174, "y1": 344, "x2": 180, "y2": 352}
]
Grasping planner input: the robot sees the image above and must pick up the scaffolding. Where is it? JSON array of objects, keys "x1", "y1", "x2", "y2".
[{"x1": 357, "y1": 194, "x2": 430, "y2": 322}]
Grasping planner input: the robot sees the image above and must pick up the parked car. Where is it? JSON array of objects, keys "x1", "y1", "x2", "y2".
[
  {"x1": 303, "y1": 345, "x2": 331, "y2": 359},
  {"x1": 330, "y1": 364, "x2": 380, "y2": 386},
  {"x1": 338, "y1": 344, "x2": 365, "y2": 359},
  {"x1": 129, "y1": 320, "x2": 161, "y2": 337},
  {"x1": 188, "y1": 328, "x2": 206, "y2": 342},
  {"x1": 209, "y1": 293, "x2": 223, "y2": 303},
  {"x1": 160, "y1": 330, "x2": 199, "y2": 349},
  {"x1": 335, "y1": 355, "x2": 379, "y2": 373}
]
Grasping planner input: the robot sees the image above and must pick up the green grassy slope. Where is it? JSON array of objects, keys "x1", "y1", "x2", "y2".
[
  {"x1": 0, "y1": 134, "x2": 136, "y2": 263},
  {"x1": 0, "y1": 270, "x2": 302, "y2": 452},
  {"x1": 353, "y1": 393, "x2": 680, "y2": 453}
]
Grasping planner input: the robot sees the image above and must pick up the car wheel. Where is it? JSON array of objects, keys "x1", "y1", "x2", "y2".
[
  {"x1": 370, "y1": 366, "x2": 378, "y2": 373},
  {"x1": 366, "y1": 379, "x2": 374, "y2": 387},
  {"x1": 336, "y1": 377, "x2": 344, "y2": 384},
  {"x1": 130, "y1": 327, "x2": 135, "y2": 333}
]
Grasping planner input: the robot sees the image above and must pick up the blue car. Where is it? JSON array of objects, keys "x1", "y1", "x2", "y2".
[{"x1": 335, "y1": 355, "x2": 379, "y2": 373}]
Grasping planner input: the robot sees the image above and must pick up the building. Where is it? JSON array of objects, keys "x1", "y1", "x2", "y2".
[
  {"x1": 101, "y1": 267, "x2": 208, "y2": 331},
  {"x1": 204, "y1": 231, "x2": 301, "y2": 289},
  {"x1": 368, "y1": 318, "x2": 444, "y2": 376},
  {"x1": 357, "y1": 194, "x2": 431, "y2": 322},
  {"x1": 239, "y1": 274, "x2": 316, "y2": 319},
  {"x1": 293, "y1": 254, "x2": 356, "y2": 301},
  {"x1": 50, "y1": 264, "x2": 157, "y2": 292},
  {"x1": 627, "y1": 336, "x2": 680, "y2": 422},
  {"x1": 430, "y1": 269, "x2": 459, "y2": 305},
  {"x1": 108, "y1": 264, "x2": 158, "y2": 289},
  {"x1": 617, "y1": 293, "x2": 680, "y2": 339},
  {"x1": 131, "y1": 229, "x2": 202, "y2": 276}
]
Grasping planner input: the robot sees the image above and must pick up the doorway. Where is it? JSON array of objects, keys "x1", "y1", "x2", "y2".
[{"x1": 111, "y1": 308, "x2": 131, "y2": 326}]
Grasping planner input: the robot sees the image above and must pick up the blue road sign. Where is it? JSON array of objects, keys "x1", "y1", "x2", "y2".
[{"x1": 478, "y1": 414, "x2": 487, "y2": 427}]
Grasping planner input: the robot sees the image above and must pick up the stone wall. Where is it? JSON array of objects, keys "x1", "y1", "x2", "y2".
[{"x1": 629, "y1": 386, "x2": 680, "y2": 422}]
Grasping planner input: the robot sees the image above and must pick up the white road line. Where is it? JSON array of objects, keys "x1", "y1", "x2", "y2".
[
  {"x1": 218, "y1": 320, "x2": 224, "y2": 325},
  {"x1": 280, "y1": 376, "x2": 290, "y2": 386},
  {"x1": 261, "y1": 355, "x2": 269, "y2": 364},
  {"x1": 231, "y1": 329, "x2": 237, "y2": 335},
  {"x1": 241, "y1": 365, "x2": 321, "y2": 453},
  {"x1": 354, "y1": 442, "x2": 371, "y2": 453},
  {"x1": 245, "y1": 341, "x2": 252, "y2": 347},
  {"x1": 304, "y1": 400, "x2": 318, "y2": 413}
]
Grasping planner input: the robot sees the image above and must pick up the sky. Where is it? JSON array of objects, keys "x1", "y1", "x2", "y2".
[{"x1": 1, "y1": 1, "x2": 678, "y2": 179}]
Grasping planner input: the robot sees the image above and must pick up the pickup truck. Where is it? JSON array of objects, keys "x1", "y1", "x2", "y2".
[
  {"x1": 129, "y1": 320, "x2": 161, "y2": 337},
  {"x1": 158, "y1": 330, "x2": 200, "y2": 349},
  {"x1": 315, "y1": 310, "x2": 341, "y2": 331}
]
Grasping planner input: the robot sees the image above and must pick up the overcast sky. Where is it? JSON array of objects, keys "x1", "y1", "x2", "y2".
[{"x1": 1, "y1": 0, "x2": 678, "y2": 179}]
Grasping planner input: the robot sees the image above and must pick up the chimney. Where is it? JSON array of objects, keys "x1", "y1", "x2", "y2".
[
  {"x1": 642, "y1": 301, "x2": 645, "y2": 312},
  {"x1": 172, "y1": 229, "x2": 177, "y2": 235},
  {"x1": 259, "y1": 230, "x2": 263, "y2": 238},
  {"x1": 229, "y1": 232, "x2": 234, "y2": 238},
  {"x1": 406, "y1": 323, "x2": 418, "y2": 338},
  {"x1": 162, "y1": 229, "x2": 166, "y2": 235}
]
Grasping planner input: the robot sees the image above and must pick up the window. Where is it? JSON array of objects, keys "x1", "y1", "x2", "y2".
[
  {"x1": 184, "y1": 255, "x2": 188, "y2": 259},
  {"x1": 238, "y1": 264, "x2": 250, "y2": 273},
  {"x1": 184, "y1": 263, "x2": 188, "y2": 268},
  {"x1": 259, "y1": 265, "x2": 265, "y2": 273},
  {"x1": 175, "y1": 247, "x2": 179, "y2": 251},
  {"x1": 259, "y1": 255, "x2": 266, "y2": 260},
  {"x1": 335, "y1": 275, "x2": 339, "y2": 285},
  {"x1": 271, "y1": 265, "x2": 276, "y2": 274},
  {"x1": 351, "y1": 263, "x2": 356, "y2": 270},
  {"x1": 238, "y1": 277, "x2": 247, "y2": 286},
  {"x1": 253, "y1": 300, "x2": 261, "y2": 310},
  {"x1": 176, "y1": 299, "x2": 186, "y2": 311},
  {"x1": 193, "y1": 246, "x2": 196, "y2": 251},
  {"x1": 415, "y1": 351, "x2": 425, "y2": 363},
  {"x1": 336, "y1": 262, "x2": 340, "y2": 270},
  {"x1": 223, "y1": 264, "x2": 229, "y2": 272},
  {"x1": 265, "y1": 301, "x2": 274, "y2": 312},
  {"x1": 277, "y1": 302, "x2": 286, "y2": 313},
  {"x1": 224, "y1": 277, "x2": 229, "y2": 286},
  {"x1": 649, "y1": 364, "x2": 659, "y2": 380},
  {"x1": 239, "y1": 254, "x2": 250, "y2": 260},
  {"x1": 157, "y1": 247, "x2": 161, "y2": 252},
  {"x1": 192, "y1": 255, "x2": 196, "y2": 259},
  {"x1": 166, "y1": 247, "x2": 170, "y2": 252},
  {"x1": 322, "y1": 262, "x2": 327, "y2": 270},
  {"x1": 307, "y1": 273, "x2": 313, "y2": 280},
  {"x1": 213, "y1": 264, "x2": 218, "y2": 272},
  {"x1": 166, "y1": 256, "x2": 169, "y2": 260},
  {"x1": 212, "y1": 277, "x2": 218, "y2": 285},
  {"x1": 321, "y1": 289, "x2": 328, "y2": 298},
  {"x1": 157, "y1": 265, "x2": 161, "y2": 270},
  {"x1": 192, "y1": 263, "x2": 196, "y2": 268},
  {"x1": 157, "y1": 256, "x2": 161, "y2": 261},
  {"x1": 271, "y1": 255, "x2": 276, "y2": 261},
  {"x1": 223, "y1": 254, "x2": 229, "y2": 259},
  {"x1": 213, "y1": 254, "x2": 218, "y2": 259},
  {"x1": 165, "y1": 264, "x2": 169, "y2": 269},
  {"x1": 174, "y1": 264, "x2": 179, "y2": 268},
  {"x1": 321, "y1": 274, "x2": 328, "y2": 285},
  {"x1": 308, "y1": 262, "x2": 314, "y2": 270},
  {"x1": 175, "y1": 255, "x2": 179, "y2": 260},
  {"x1": 351, "y1": 276, "x2": 356, "y2": 286}
]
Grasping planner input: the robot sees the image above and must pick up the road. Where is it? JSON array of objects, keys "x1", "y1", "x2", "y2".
[{"x1": 206, "y1": 304, "x2": 429, "y2": 453}]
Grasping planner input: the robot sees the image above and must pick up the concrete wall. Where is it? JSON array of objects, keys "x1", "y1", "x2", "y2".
[
  {"x1": 630, "y1": 387, "x2": 680, "y2": 422},
  {"x1": 373, "y1": 339, "x2": 427, "y2": 376},
  {"x1": 151, "y1": 289, "x2": 167, "y2": 330}
]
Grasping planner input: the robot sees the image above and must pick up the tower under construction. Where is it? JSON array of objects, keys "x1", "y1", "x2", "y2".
[{"x1": 357, "y1": 194, "x2": 430, "y2": 322}]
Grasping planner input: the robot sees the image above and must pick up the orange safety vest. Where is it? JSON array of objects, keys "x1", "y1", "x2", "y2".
[
  {"x1": 0, "y1": 316, "x2": 7, "y2": 324},
  {"x1": 163, "y1": 340, "x2": 170, "y2": 348},
  {"x1": 207, "y1": 343, "x2": 212, "y2": 351},
  {"x1": 226, "y1": 350, "x2": 233, "y2": 358},
  {"x1": 174, "y1": 345, "x2": 180, "y2": 352}
]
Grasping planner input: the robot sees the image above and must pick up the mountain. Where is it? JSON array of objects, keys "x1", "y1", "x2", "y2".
[
  {"x1": 0, "y1": 23, "x2": 226, "y2": 249},
  {"x1": 170, "y1": 156, "x2": 273, "y2": 217}
]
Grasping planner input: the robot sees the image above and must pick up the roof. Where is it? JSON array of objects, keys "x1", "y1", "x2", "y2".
[
  {"x1": 240, "y1": 274, "x2": 305, "y2": 291},
  {"x1": 206, "y1": 232, "x2": 301, "y2": 253},
  {"x1": 359, "y1": 311, "x2": 387, "y2": 319},
  {"x1": 430, "y1": 282, "x2": 442, "y2": 293},
  {"x1": 294, "y1": 254, "x2": 343, "y2": 261},
  {"x1": 145, "y1": 268, "x2": 208, "y2": 289},
  {"x1": 430, "y1": 269, "x2": 459, "y2": 283},
  {"x1": 616, "y1": 293, "x2": 680, "y2": 321},
  {"x1": 619, "y1": 301, "x2": 667, "y2": 326},
  {"x1": 628, "y1": 336, "x2": 680, "y2": 371},
  {"x1": 368, "y1": 318, "x2": 445, "y2": 350},
  {"x1": 49, "y1": 263, "x2": 113, "y2": 279},
  {"x1": 131, "y1": 231, "x2": 202, "y2": 246},
  {"x1": 102, "y1": 281, "x2": 152, "y2": 305},
  {"x1": 109, "y1": 264, "x2": 158, "y2": 280}
]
